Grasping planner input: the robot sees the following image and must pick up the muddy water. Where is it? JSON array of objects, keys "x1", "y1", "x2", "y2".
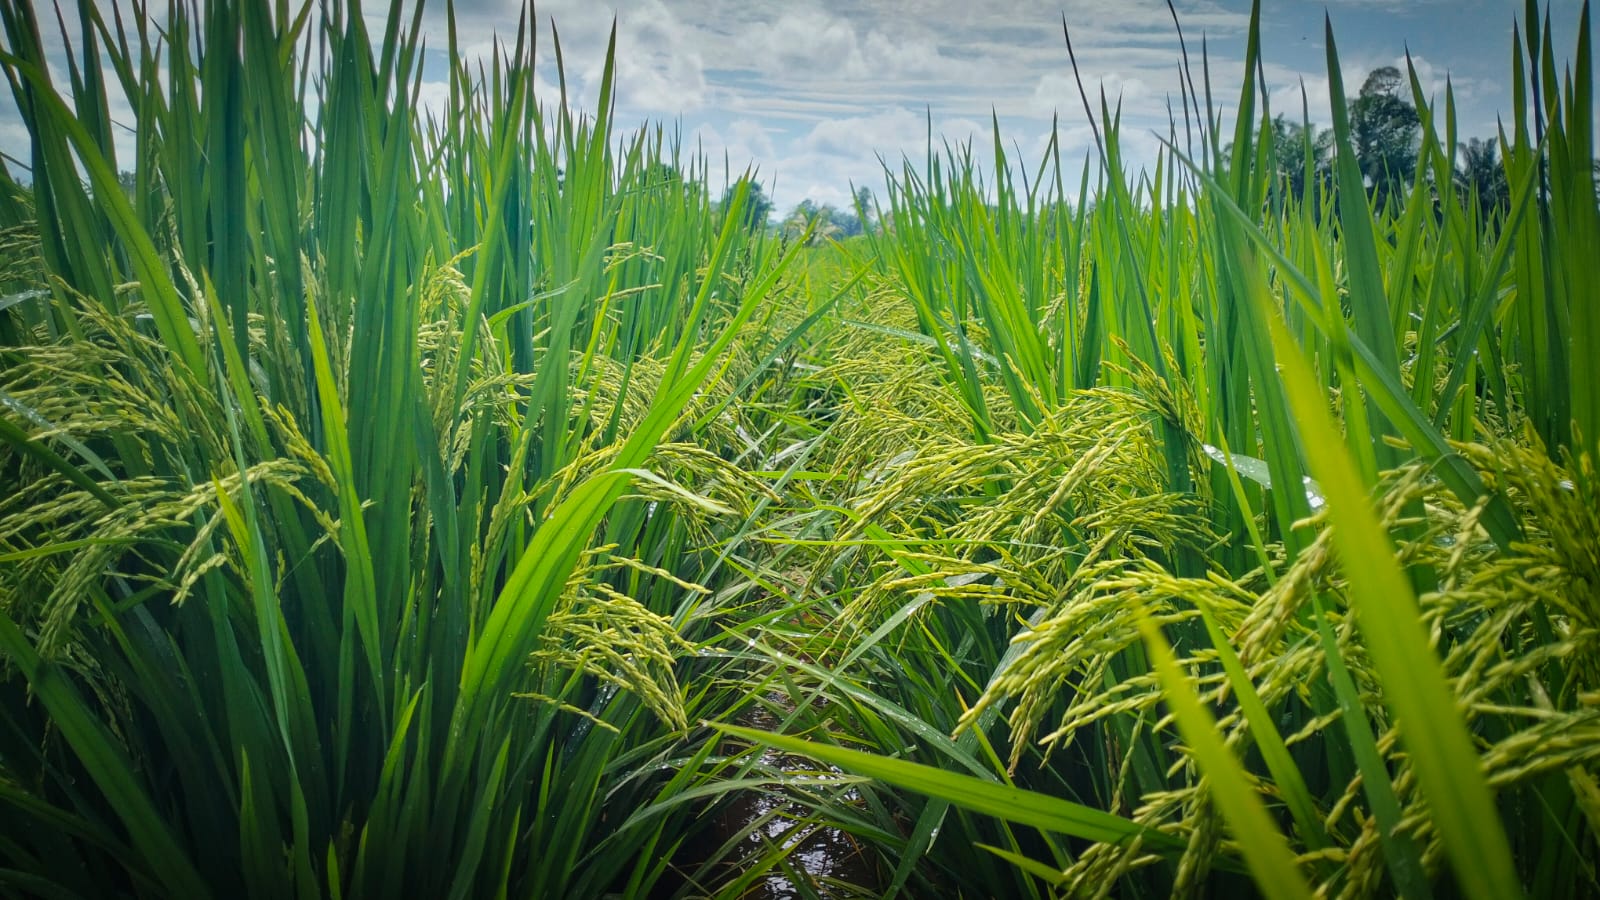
[{"x1": 677, "y1": 705, "x2": 882, "y2": 898}]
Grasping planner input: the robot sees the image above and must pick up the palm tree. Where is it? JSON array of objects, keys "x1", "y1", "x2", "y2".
[
  {"x1": 781, "y1": 200, "x2": 848, "y2": 245},
  {"x1": 1454, "y1": 137, "x2": 1508, "y2": 221}
]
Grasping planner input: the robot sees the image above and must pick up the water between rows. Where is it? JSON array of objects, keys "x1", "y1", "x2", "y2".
[{"x1": 665, "y1": 703, "x2": 882, "y2": 898}]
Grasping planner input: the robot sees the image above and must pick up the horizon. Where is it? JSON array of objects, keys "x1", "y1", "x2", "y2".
[{"x1": 1, "y1": 0, "x2": 1593, "y2": 216}]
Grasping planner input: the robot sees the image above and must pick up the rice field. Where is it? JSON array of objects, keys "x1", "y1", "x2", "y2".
[{"x1": 0, "y1": 0, "x2": 1596, "y2": 897}]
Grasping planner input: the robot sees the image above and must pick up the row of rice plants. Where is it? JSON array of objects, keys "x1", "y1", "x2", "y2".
[
  {"x1": 722, "y1": 1, "x2": 1598, "y2": 896},
  {"x1": 0, "y1": 0, "x2": 809, "y2": 896}
]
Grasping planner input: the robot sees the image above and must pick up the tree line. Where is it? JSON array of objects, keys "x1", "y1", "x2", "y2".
[
  {"x1": 711, "y1": 65, "x2": 1533, "y2": 240},
  {"x1": 1270, "y1": 66, "x2": 1511, "y2": 219},
  {"x1": 714, "y1": 180, "x2": 876, "y2": 243}
]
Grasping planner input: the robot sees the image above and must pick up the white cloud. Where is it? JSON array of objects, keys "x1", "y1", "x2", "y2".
[
  {"x1": 751, "y1": 6, "x2": 870, "y2": 79},
  {"x1": 583, "y1": 0, "x2": 710, "y2": 112},
  {"x1": 0, "y1": 0, "x2": 1582, "y2": 216},
  {"x1": 1030, "y1": 71, "x2": 1153, "y2": 117},
  {"x1": 692, "y1": 118, "x2": 779, "y2": 171},
  {"x1": 802, "y1": 107, "x2": 928, "y2": 158}
]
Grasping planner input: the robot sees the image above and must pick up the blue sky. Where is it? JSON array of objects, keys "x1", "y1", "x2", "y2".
[{"x1": 2, "y1": 1, "x2": 1591, "y2": 214}]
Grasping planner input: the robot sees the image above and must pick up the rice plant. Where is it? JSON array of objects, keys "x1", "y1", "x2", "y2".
[
  {"x1": 2, "y1": 0, "x2": 1596, "y2": 897},
  {"x1": 0, "y1": 0, "x2": 806, "y2": 896},
  {"x1": 719, "y1": 2, "x2": 1599, "y2": 898}
]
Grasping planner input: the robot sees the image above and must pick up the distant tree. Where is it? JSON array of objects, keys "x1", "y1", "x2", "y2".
[
  {"x1": 643, "y1": 162, "x2": 682, "y2": 187},
  {"x1": 780, "y1": 199, "x2": 818, "y2": 241},
  {"x1": 1454, "y1": 137, "x2": 1508, "y2": 221},
  {"x1": 825, "y1": 204, "x2": 862, "y2": 238},
  {"x1": 1269, "y1": 115, "x2": 1334, "y2": 203},
  {"x1": 718, "y1": 178, "x2": 773, "y2": 232},
  {"x1": 781, "y1": 199, "x2": 856, "y2": 244},
  {"x1": 852, "y1": 186, "x2": 877, "y2": 233},
  {"x1": 641, "y1": 162, "x2": 704, "y2": 204},
  {"x1": 1350, "y1": 66, "x2": 1420, "y2": 208}
]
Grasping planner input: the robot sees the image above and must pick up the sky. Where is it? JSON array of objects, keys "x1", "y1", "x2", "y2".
[{"x1": 1, "y1": 0, "x2": 1591, "y2": 215}]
